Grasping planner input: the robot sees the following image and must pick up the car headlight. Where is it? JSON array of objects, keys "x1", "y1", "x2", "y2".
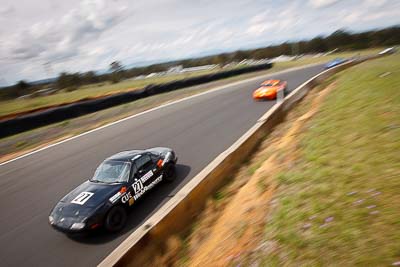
[
  {"x1": 70, "y1": 222, "x2": 85, "y2": 230},
  {"x1": 49, "y1": 216, "x2": 54, "y2": 225}
]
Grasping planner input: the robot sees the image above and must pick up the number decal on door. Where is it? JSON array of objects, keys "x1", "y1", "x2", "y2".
[
  {"x1": 71, "y1": 192, "x2": 94, "y2": 205},
  {"x1": 133, "y1": 180, "x2": 144, "y2": 194}
]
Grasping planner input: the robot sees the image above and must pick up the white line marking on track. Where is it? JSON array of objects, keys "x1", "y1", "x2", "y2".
[{"x1": 0, "y1": 63, "x2": 322, "y2": 167}]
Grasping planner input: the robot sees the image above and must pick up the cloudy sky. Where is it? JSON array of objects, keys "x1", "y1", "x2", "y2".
[{"x1": 0, "y1": 0, "x2": 399, "y2": 85}]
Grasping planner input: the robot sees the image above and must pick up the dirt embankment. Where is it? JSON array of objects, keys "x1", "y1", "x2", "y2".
[{"x1": 150, "y1": 82, "x2": 336, "y2": 266}]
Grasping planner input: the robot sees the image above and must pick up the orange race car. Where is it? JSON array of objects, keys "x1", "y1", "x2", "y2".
[{"x1": 252, "y1": 79, "x2": 288, "y2": 100}]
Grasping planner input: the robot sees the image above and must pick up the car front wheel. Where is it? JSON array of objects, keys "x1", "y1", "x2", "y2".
[
  {"x1": 163, "y1": 163, "x2": 176, "y2": 183},
  {"x1": 104, "y1": 206, "x2": 127, "y2": 232}
]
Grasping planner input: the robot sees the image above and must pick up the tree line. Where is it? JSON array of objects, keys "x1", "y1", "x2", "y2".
[{"x1": 1, "y1": 25, "x2": 399, "y2": 100}]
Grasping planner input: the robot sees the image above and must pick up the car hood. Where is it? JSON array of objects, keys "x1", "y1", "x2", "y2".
[
  {"x1": 59, "y1": 180, "x2": 122, "y2": 208},
  {"x1": 254, "y1": 86, "x2": 279, "y2": 94},
  {"x1": 50, "y1": 181, "x2": 123, "y2": 228}
]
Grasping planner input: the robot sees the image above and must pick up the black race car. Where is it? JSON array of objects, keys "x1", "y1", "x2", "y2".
[{"x1": 49, "y1": 147, "x2": 177, "y2": 233}]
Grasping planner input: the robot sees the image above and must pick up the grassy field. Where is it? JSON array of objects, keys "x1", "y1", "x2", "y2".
[
  {"x1": 260, "y1": 53, "x2": 400, "y2": 265},
  {"x1": 0, "y1": 48, "x2": 382, "y2": 117},
  {"x1": 269, "y1": 48, "x2": 382, "y2": 72},
  {"x1": 0, "y1": 69, "x2": 218, "y2": 117}
]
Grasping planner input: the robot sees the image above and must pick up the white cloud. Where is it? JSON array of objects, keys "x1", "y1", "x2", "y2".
[
  {"x1": 0, "y1": 6, "x2": 15, "y2": 16},
  {"x1": 309, "y1": 0, "x2": 342, "y2": 8},
  {"x1": 343, "y1": 1, "x2": 400, "y2": 24},
  {"x1": 246, "y1": 3, "x2": 301, "y2": 38},
  {"x1": 247, "y1": 22, "x2": 277, "y2": 36},
  {"x1": 363, "y1": 0, "x2": 387, "y2": 7},
  {"x1": 1, "y1": 0, "x2": 127, "y2": 63}
]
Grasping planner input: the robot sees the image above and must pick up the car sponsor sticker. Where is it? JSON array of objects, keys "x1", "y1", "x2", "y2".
[
  {"x1": 109, "y1": 191, "x2": 122, "y2": 203},
  {"x1": 140, "y1": 170, "x2": 154, "y2": 183},
  {"x1": 121, "y1": 192, "x2": 132, "y2": 204},
  {"x1": 71, "y1": 192, "x2": 94, "y2": 205},
  {"x1": 129, "y1": 197, "x2": 134, "y2": 206},
  {"x1": 134, "y1": 175, "x2": 163, "y2": 200}
]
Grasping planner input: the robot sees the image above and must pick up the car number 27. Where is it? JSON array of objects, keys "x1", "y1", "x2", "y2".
[{"x1": 133, "y1": 180, "x2": 143, "y2": 194}]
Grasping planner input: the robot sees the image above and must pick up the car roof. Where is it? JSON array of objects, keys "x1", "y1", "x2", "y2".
[
  {"x1": 261, "y1": 79, "x2": 280, "y2": 86},
  {"x1": 106, "y1": 150, "x2": 146, "y2": 162}
]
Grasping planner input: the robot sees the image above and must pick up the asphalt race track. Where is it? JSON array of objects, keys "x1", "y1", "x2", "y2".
[{"x1": 0, "y1": 64, "x2": 324, "y2": 266}]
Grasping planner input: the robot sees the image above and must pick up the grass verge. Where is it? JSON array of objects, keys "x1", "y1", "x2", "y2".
[
  {"x1": 0, "y1": 69, "x2": 219, "y2": 118},
  {"x1": 259, "y1": 52, "x2": 400, "y2": 266}
]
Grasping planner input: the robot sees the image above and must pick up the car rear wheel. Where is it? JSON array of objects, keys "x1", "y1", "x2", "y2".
[
  {"x1": 105, "y1": 206, "x2": 127, "y2": 232},
  {"x1": 163, "y1": 163, "x2": 176, "y2": 183}
]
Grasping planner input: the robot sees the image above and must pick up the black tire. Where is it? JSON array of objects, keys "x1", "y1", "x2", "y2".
[
  {"x1": 104, "y1": 206, "x2": 127, "y2": 232},
  {"x1": 163, "y1": 163, "x2": 176, "y2": 183}
]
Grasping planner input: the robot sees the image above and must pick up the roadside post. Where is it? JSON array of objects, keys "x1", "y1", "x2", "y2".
[{"x1": 277, "y1": 88, "x2": 284, "y2": 103}]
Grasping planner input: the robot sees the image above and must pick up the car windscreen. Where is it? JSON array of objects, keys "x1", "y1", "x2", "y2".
[
  {"x1": 262, "y1": 81, "x2": 279, "y2": 86},
  {"x1": 91, "y1": 160, "x2": 131, "y2": 183}
]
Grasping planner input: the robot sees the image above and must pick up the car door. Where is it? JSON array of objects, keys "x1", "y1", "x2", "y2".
[
  {"x1": 130, "y1": 153, "x2": 164, "y2": 202},
  {"x1": 135, "y1": 153, "x2": 156, "y2": 185},
  {"x1": 125, "y1": 156, "x2": 149, "y2": 203}
]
